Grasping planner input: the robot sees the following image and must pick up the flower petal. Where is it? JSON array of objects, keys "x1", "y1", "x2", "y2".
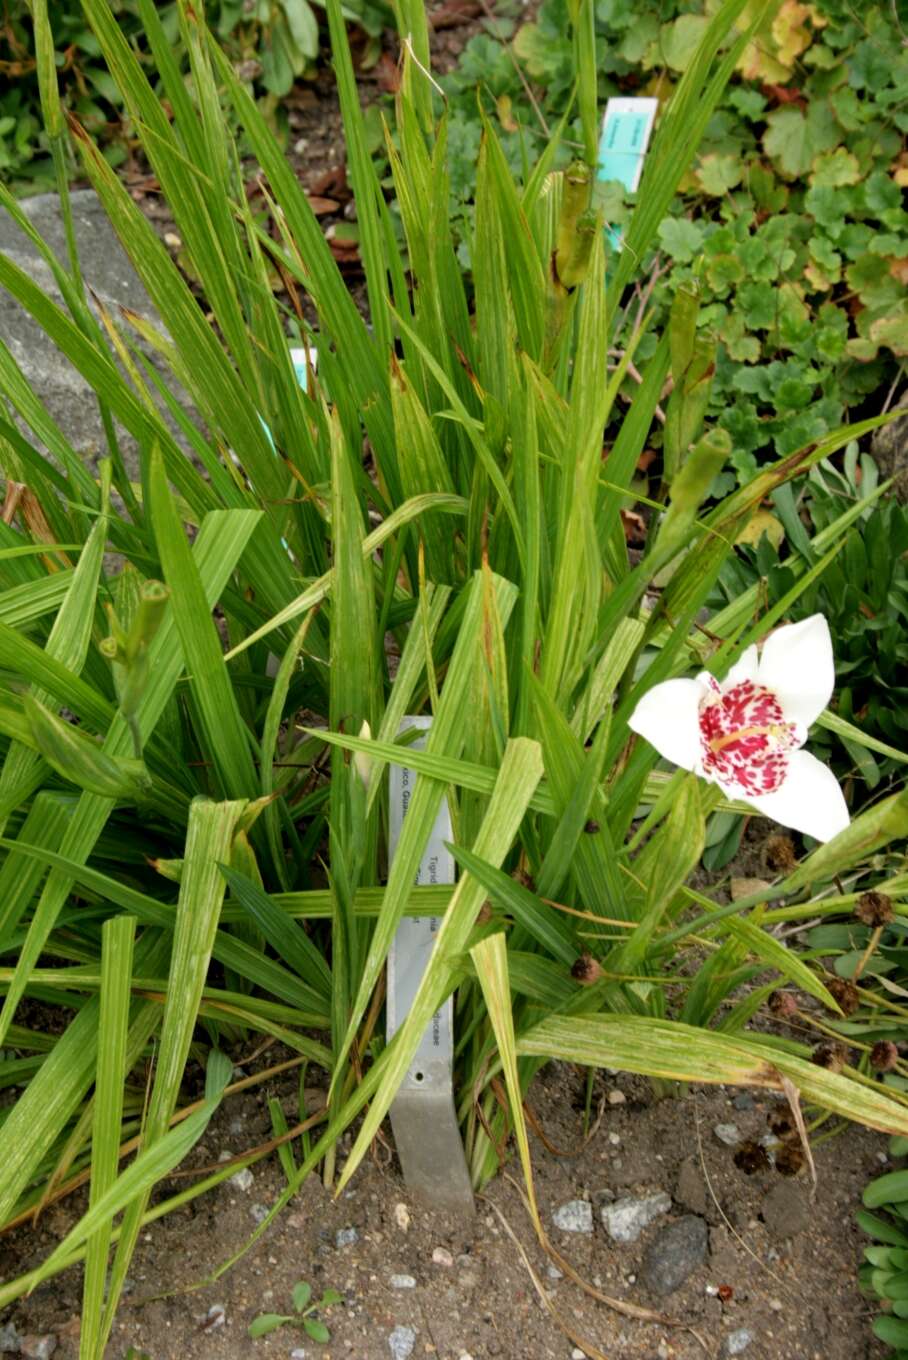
[
  {"x1": 756, "y1": 614, "x2": 834, "y2": 730},
  {"x1": 742, "y1": 749, "x2": 850, "y2": 843},
  {"x1": 628, "y1": 677, "x2": 709, "y2": 772},
  {"x1": 722, "y1": 644, "x2": 759, "y2": 691}
]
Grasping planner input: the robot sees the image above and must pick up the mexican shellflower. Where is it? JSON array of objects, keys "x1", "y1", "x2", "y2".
[{"x1": 628, "y1": 614, "x2": 849, "y2": 843}]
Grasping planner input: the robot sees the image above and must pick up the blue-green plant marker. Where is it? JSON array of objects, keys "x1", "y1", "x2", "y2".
[
  {"x1": 597, "y1": 97, "x2": 658, "y2": 251},
  {"x1": 259, "y1": 346, "x2": 318, "y2": 452}
]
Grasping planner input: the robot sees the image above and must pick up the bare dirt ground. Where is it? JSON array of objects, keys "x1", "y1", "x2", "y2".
[{"x1": 1, "y1": 1060, "x2": 890, "y2": 1360}]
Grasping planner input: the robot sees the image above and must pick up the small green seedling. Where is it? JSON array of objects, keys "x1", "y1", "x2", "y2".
[{"x1": 248, "y1": 1281, "x2": 343, "y2": 1343}]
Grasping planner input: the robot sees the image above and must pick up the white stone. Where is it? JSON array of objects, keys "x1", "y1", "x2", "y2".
[
  {"x1": 432, "y1": 1247, "x2": 454, "y2": 1267},
  {"x1": 388, "y1": 1325, "x2": 417, "y2": 1359},
  {"x1": 394, "y1": 1202, "x2": 411, "y2": 1232},
  {"x1": 601, "y1": 1192, "x2": 671, "y2": 1244},
  {"x1": 552, "y1": 1199, "x2": 594, "y2": 1234},
  {"x1": 228, "y1": 1167, "x2": 253, "y2": 1192},
  {"x1": 390, "y1": 1274, "x2": 417, "y2": 1289},
  {"x1": 714, "y1": 1123, "x2": 740, "y2": 1146}
]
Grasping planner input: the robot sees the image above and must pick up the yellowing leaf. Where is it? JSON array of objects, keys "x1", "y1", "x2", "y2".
[
  {"x1": 736, "y1": 38, "x2": 789, "y2": 83},
  {"x1": 735, "y1": 510, "x2": 785, "y2": 549},
  {"x1": 810, "y1": 147, "x2": 861, "y2": 188},
  {"x1": 772, "y1": 0, "x2": 813, "y2": 68},
  {"x1": 869, "y1": 313, "x2": 908, "y2": 357},
  {"x1": 695, "y1": 153, "x2": 743, "y2": 196}
]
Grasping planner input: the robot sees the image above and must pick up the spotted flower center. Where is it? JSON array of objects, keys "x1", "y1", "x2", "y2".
[{"x1": 698, "y1": 678, "x2": 798, "y2": 796}]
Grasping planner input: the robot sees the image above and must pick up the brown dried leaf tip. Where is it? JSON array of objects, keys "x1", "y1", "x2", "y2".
[
  {"x1": 870, "y1": 1041, "x2": 900, "y2": 1073},
  {"x1": 810, "y1": 1041, "x2": 848, "y2": 1073},
  {"x1": 855, "y1": 891, "x2": 894, "y2": 928},
  {"x1": 775, "y1": 1143, "x2": 805, "y2": 1177},
  {"x1": 571, "y1": 953, "x2": 603, "y2": 986},
  {"x1": 764, "y1": 833, "x2": 797, "y2": 873},
  {"x1": 826, "y1": 977, "x2": 861, "y2": 1017},
  {"x1": 768, "y1": 989, "x2": 799, "y2": 1019},
  {"x1": 734, "y1": 1141, "x2": 771, "y2": 1175}
]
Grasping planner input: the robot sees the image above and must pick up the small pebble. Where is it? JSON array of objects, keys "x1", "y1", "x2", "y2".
[
  {"x1": 706, "y1": 1284, "x2": 720, "y2": 1296},
  {"x1": 552, "y1": 1199, "x2": 594, "y2": 1234},
  {"x1": 657, "y1": 1342, "x2": 672, "y2": 1360},
  {"x1": 229, "y1": 1167, "x2": 254, "y2": 1192},
  {"x1": 608, "y1": 1132, "x2": 621, "y2": 1146},
  {"x1": 769, "y1": 1299, "x2": 783, "y2": 1312},
  {"x1": 205, "y1": 1304, "x2": 226, "y2": 1329},
  {"x1": 336, "y1": 1227, "x2": 359, "y2": 1248},
  {"x1": 878, "y1": 1151, "x2": 889, "y2": 1164},
  {"x1": 388, "y1": 1324, "x2": 417, "y2": 1359},
  {"x1": 722, "y1": 1330, "x2": 754, "y2": 1357},
  {"x1": 251, "y1": 1203, "x2": 269, "y2": 1224},
  {"x1": 390, "y1": 1274, "x2": 417, "y2": 1289},
  {"x1": 290, "y1": 1351, "x2": 307, "y2": 1360},
  {"x1": 547, "y1": 1264, "x2": 564, "y2": 1280},
  {"x1": 20, "y1": 1340, "x2": 57, "y2": 1360},
  {"x1": 457, "y1": 1354, "x2": 474, "y2": 1360},
  {"x1": 0, "y1": 1323, "x2": 21, "y2": 1354},
  {"x1": 602, "y1": 1192, "x2": 671, "y2": 1244},
  {"x1": 432, "y1": 1247, "x2": 454, "y2": 1267},
  {"x1": 733, "y1": 1093, "x2": 755, "y2": 1111},
  {"x1": 572, "y1": 1349, "x2": 586, "y2": 1359},
  {"x1": 714, "y1": 1123, "x2": 741, "y2": 1146},
  {"x1": 608, "y1": 1089, "x2": 626, "y2": 1105},
  {"x1": 394, "y1": 1202, "x2": 411, "y2": 1232}
]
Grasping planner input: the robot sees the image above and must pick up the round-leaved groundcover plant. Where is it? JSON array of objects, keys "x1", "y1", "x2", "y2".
[{"x1": 629, "y1": 614, "x2": 850, "y2": 843}]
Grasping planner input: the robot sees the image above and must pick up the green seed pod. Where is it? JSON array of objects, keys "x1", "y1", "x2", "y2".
[
  {"x1": 125, "y1": 579, "x2": 170, "y2": 663},
  {"x1": 555, "y1": 161, "x2": 592, "y2": 288},
  {"x1": 558, "y1": 208, "x2": 598, "y2": 290}
]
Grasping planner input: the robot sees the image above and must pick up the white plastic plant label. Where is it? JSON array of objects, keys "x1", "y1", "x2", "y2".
[
  {"x1": 385, "y1": 716, "x2": 474, "y2": 1213},
  {"x1": 385, "y1": 715, "x2": 454, "y2": 1082}
]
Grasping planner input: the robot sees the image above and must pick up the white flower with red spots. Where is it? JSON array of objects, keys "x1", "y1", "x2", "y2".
[{"x1": 628, "y1": 614, "x2": 850, "y2": 843}]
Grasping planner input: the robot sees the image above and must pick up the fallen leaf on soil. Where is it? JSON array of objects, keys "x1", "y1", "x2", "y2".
[
  {"x1": 310, "y1": 165, "x2": 349, "y2": 199},
  {"x1": 620, "y1": 508, "x2": 647, "y2": 544},
  {"x1": 430, "y1": 0, "x2": 482, "y2": 28},
  {"x1": 307, "y1": 196, "x2": 340, "y2": 216},
  {"x1": 731, "y1": 877, "x2": 772, "y2": 900},
  {"x1": 374, "y1": 50, "x2": 401, "y2": 92}
]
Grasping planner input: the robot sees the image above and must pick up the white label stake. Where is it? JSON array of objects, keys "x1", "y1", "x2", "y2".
[{"x1": 386, "y1": 717, "x2": 474, "y2": 1214}]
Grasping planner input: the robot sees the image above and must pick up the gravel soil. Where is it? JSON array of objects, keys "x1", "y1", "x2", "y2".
[{"x1": 0, "y1": 1061, "x2": 890, "y2": 1360}]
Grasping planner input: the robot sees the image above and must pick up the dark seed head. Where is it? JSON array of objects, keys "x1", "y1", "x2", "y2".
[
  {"x1": 764, "y1": 834, "x2": 797, "y2": 873},
  {"x1": 571, "y1": 953, "x2": 603, "y2": 985},
  {"x1": 768, "y1": 990, "x2": 799, "y2": 1019},
  {"x1": 775, "y1": 1143, "x2": 805, "y2": 1176},
  {"x1": 583, "y1": 819, "x2": 600, "y2": 834},
  {"x1": 768, "y1": 1110, "x2": 796, "y2": 1141},
  {"x1": 811, "y1": 1041, "x2": 848, "y2": 1073},
  {"x1": 826, "y1": 977, "x2": 861, "y2": 1017},
  {"x1": 734, "y1": 1141, "x2": 771, "y2": 1175},
  {"x1": 871, "y1": 1041, "x2": 900, "y2": 1073},
  {"x1": 856, "y1": 891, "x2": 894, "y2": 928}
]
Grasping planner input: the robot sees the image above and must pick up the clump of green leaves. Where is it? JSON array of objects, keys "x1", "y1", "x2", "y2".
[
  {"x1": 0, "y1": 0, "x2": 390, "y2": 191},
  {"x1": 249, "y1": 1281, "x2": 343, "y2": 1342},
  {"x1": 858, "y1": 1166, "x2": 908, "y2": 1360},
  {"x1": 443, "y1": 0, "x2": 908, "y2": 466}
]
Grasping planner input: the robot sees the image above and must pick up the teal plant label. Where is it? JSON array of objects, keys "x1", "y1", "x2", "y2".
[
  {"x1": 598, "y1": 97, "x2": 659, "y2": 250},
  {"x1": 597, "y1": 96, "x2": 659, "y2": 193}
]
